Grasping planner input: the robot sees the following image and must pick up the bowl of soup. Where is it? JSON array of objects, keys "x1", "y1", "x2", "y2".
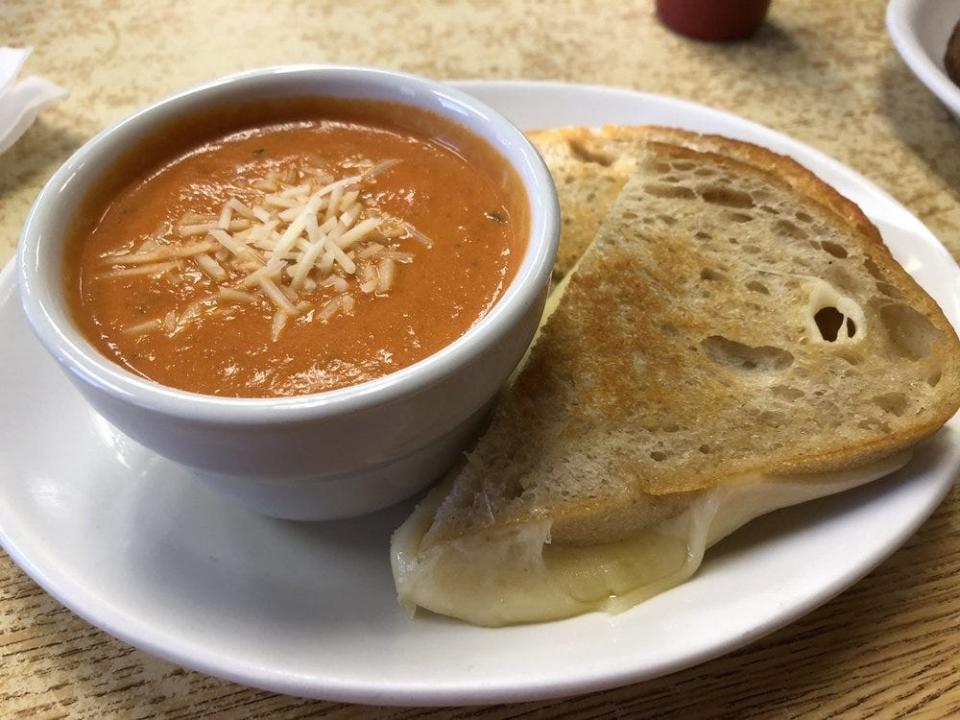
[{"x1": 18, "y1": 66, "x2": 559, "y2": 520}]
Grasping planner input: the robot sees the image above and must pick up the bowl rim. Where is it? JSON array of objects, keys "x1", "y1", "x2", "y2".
[{"x1": 17, "y1": 64, "x2": 559, "y2": 425}]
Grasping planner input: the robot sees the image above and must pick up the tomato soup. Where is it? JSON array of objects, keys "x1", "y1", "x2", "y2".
[{"x1": 66, "y1": 99, "x2": 528, "y2": 398}]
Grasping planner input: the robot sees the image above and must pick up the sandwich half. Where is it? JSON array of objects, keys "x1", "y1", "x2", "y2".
[{"x1": 391, "y1": 127, "x2": 960, "y2": 627}]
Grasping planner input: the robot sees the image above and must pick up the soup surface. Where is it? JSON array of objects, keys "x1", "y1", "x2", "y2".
[{"x1": 68, "y1": 100, "x2": 527, "y2": 397}]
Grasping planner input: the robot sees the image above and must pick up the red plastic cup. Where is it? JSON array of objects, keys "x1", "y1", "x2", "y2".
[{"x1": 656, "y1": 0, "x2": 772, "y2": 41}]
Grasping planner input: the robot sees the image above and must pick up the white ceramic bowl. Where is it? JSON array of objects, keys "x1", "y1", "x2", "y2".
[
  {"x1": 17, "y1": 66, "x2": 559, "y2": 520},
  {"x1": 887, "y1": 0, "x2": 960, "y2": 122}
]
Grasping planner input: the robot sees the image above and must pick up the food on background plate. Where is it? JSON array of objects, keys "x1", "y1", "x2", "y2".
[
  {"x1": 67, "y1": 99, "x2": 527, "y2": 398},
  {"x1": 946, "y1": 18, "x2": 960, "y2": 86},
  {"x1": 392, "y1": 126, "x2": 960, "y2": 627}
]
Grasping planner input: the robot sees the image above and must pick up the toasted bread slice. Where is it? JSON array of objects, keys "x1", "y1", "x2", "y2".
[
  {"x1": 392, "y1": 127, "x2": 960, "y2": 626},
  {"x1": 527, "y1": 127, "x2": 636, "y2": 281}
]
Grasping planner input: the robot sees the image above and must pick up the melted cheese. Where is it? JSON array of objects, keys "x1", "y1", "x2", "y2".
[{"x1": 391, "y1": 451, "x2": 911, "y2": 626}]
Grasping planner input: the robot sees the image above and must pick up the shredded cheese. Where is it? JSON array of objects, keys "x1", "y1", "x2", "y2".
[
  {"x1": 258, "y1": 276, "x2": 299, "y2": 315},
  {"x1": 378, "y1": 258, "x2": 396, "y2": 293},
  {"x1": 178, "y1": 222, "x2": 220, "y2": 236},
  {"x1": 123, "y1": 318, "x2": 162, "y2": 335},
  {"x1": 270, "y1": 311, "x2": 289, "y2": 342},
  {"x1": 96, "y1": 261, "x2": 181, "y2": 279},
  {"x1": 318, "y1": 296, "x2": 342, "y2": 322},
  {"x1": 195, "y1": 253, "x2": 228, "y2": 281},
  {"x1": 219, "y1": 287, "x2": 256, "y2": 303},
  {"x1": 162, "y1": 310, "x2": 177, "y2": 334},
  {"x1": 97, "y1": 159, "x2": 429, "y2": 339},
  {"x1": 105, "y1": 241, "x2": 218, "y2": 265}
]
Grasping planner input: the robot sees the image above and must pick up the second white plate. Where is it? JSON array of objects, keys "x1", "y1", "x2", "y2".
[
  {"x1": 1, "y1": 81, "x2": 958, "y2": 706},
  {"x1": 887, "y1": 0, "x2": 960, "y2": 123}
]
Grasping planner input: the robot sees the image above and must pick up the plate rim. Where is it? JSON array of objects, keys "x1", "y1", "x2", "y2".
[{"x1": 1, "y1": 80, "x2": 958, "y2": 706}]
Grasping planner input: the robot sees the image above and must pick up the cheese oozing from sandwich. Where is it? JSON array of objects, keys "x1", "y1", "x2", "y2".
[{"x1": 391, "y1": 451, "x2": 910, "y2": 626}]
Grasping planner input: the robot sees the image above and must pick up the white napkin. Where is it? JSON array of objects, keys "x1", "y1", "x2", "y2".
[{"x1": 0, "y1": 47, "x2": 67, "y2": 155}]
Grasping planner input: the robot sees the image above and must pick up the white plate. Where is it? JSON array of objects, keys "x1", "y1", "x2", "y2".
[
  {"x1": 2, "y1": 82, "x2": 959, "y2": 706},
  {"x1": 887, "y1": 0, "x2": 960, "y2": 122}
]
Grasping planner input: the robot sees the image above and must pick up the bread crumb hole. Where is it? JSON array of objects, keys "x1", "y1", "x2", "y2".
[
  {"x1": 928, "y1": 369, "x2": 942, "y2": 387},
  {"x1": 699, "y1": 185, "x2": 754, "y2": 209},
  {"x1": 759, "y1": 410, "x2": 786, "y2": 427},
  {"x1": 645, "y1": 183, "x2": 696, "y2": 200},
  {"x1": 746, "y1": 280, "x2": 769, "y2": 294},
  {"x1": 872, "y1": 392, "x2": 907, "y2": 417},
  {"x1": 879, "y1": 303, "x2": 940, "y2": 359},
  {"x1": 693, "y1": 167, "x2": 715, "y2": 177},
  {"x1": 876, "y1": 282, "x2": 902, "y2": 299},
  {"x1": 503, "y1": 482, "x2": 525, "y2": 500},
  {"x1": 863, "y1": 257, "x2": 883, "y2": 280},
  {"x1": 622, "y1": 211, "x2": 638, "y2": 220},
  {"x1": 698, "y1": 444, "x2": 711, "y2": 454},
  {"x1": 796, "y1": 211, "x2": 813, "y2": 223},
  {"x1": 841, "y1": 351, "x2": 861, "y2": 365},
  {"x1": 814, "y1": 306, "x2": 845, "y2": 342},
  {"x1": 772, "y1": 385, "x2": 805, "y2": 400},
  {"x1": 760, "y1": 205, "x2": 780, "y2": 216},
  {"x1": 650, "y1": 451, "x2": 668, "y2": 462},
  {"x1": 821, "y1": 241, "x2": 848, "y2": 259},
  {"x1": 701, "y1": 335, "x2": 794, "y2": 371},
  {"x1": 775, "y1": 219, "x2": 807, "y2": 240},
  {"x1": 695, "y1": 231, "x2": 712, "y2": 240},
  {"x1": 728, "y1": 212, "x2": 754, "y2": 223},
  {"x1": 700, "y1": 268, "x2": 724, "y2": 282},
  {"x1": 567, "y1": 139, "x2": 615, "y2": 166},
  {"x1": 671, "y1": 161, "x2": 695, "y2": 171},
  {"x1": 663, "y1": 422, "x2": 680, "y2": 432},
  {"x1": 658, "y1": 214, "x2": 677, "y2": 226}
]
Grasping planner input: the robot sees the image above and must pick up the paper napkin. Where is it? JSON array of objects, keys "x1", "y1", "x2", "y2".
[{"x1": 0, "y1": 47, "x2": 67, "y2": 155}]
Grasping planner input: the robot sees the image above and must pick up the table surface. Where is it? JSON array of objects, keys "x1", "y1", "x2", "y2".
[{"x1": 3, "y1": 1, "x2": 960, "y2": 717}]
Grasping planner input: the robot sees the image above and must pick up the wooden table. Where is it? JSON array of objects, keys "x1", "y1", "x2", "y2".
[{"x1": 2, "y1": 1, "x2": 959, "y2": 717}]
